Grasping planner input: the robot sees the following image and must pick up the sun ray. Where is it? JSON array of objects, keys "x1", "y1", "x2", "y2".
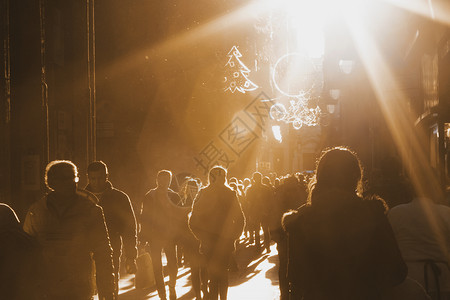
[
  {"x1": 382, "y1": 0, "x2": 450, "y2": 25},
  {"x1": 102, "y1": 2, "x2": 266, "y2": 77},
  {"x1": 346, "y1": 12, "x2": 448, "y2": 254}
]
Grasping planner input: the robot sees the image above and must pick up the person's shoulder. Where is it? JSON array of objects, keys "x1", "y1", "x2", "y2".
[
  {"x1": 262, "y1": 184, "x2": 273, "y2": 191},
  {"x1": 76, "y1": 189, "x2": 99, "y2": 205},
  {"x1": 110, "y1": 186, "x2": 130, "y2": 201},
  {"x1": 388, "y1": 202, "x2": 410, "y2": 214},
  {"x1": 167, "y1": 188, "x2": 180, "y2": 197},
  {"x1": 363, "y1": 194, "x2": 389, "y2": 213},
  {"x1": 144, "y1": 188, "x2": 156, "y2": 198},
  {"x1": 75, "y1": 190, "x2": 108, "y2": 217},
  {"x1": 222, "y1": 184, "x2": 234, "y2": 192},
  {"x1": 282, "y1": 204, "x2": 310, "y2": 231},
  {"x1": 168, "y1": 189, "x2": 182, "y2": 204},
  {"x1": 27, "y1": 196, "x2": 47, "y2": 212},
  {"x1": 435, "y1": 203, "x2": 450, "y2": 216},
  {"x1": 435, "y1": 202, "x2": 450, "y2": 209},
  {"x1": 193, "y1": 187, "x2": 206, "y2": 199}
]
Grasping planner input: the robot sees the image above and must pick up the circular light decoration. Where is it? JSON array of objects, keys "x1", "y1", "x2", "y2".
[
  {"x1": 272, "y1": 53, "x2": 319, "y2": 98},
  {"x1": 292, "y1": 119, "x2": 303, "y2": 130},
  {"x1": 269, "y1": 103, "x2": 287, "y2": 121}
]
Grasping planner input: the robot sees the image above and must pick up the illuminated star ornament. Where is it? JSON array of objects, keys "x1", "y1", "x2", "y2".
[{"x1": 224, "y1": 46, "x2": 259, "y2": 94}]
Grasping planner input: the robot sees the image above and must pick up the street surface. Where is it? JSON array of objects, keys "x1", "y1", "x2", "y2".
[{"x1": 116, "y1": 238, "x2": 281, "y2": 300}]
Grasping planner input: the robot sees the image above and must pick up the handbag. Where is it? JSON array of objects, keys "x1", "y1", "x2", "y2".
[{"x1": 135, "y1": 249, "x2": 155, "y2": 289}]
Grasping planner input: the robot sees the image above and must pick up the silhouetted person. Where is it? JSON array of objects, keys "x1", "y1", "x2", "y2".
[
  {"x1": 262, "y1": 175, "x2": 273, "y2": 187},
  {"x1": 243, "y1": 178, "x2": 251, "y2": 193},
  {"x1": 23, "y1": 160, "x2": 115, "y2": 300},
  {"x1": 388, "y1": 185, "x2": 450, "y2": 299},
  {"x1": 246, "y1": 172, "x2": 273, "y2": 252},
  {"x1": 283, "y1": 147, "x2": 407, "y2": 300},
  {"x1": 180, "y1": 177, "x2": 200, "y2": 208},
  {"x1": 140, "y1": 170, "x2": 187, "y2": 300},
  {"x1": 174, "y1": 177, "x2": 207, "y2": 300},
  {"x1": 0, "y1": 203, "x2": 43, "y2": 299},
  {"x1": 269, "y1": 174, "x2": 307, "y2": 300},
  {"x1": 178, "y1": 196, "x2": 208, "y2": 300},
  {"x1": 86, "y1": 161, "x2": 138, "y2": 295},
  {"x1": 189, "y1": 166, "x2": 245, "y2": 300},
  {"x1": 372, "y1": 155, "x2": 412, "y2": 209}
]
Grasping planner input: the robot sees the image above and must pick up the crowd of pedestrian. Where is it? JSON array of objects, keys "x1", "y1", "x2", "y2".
[{"x1": 1, "y1": 145, "x2": 450, "y2": 300}]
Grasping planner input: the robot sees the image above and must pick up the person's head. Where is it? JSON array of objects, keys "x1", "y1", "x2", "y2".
[
  {"x1": 184, "y1": 178, "x2": 199, "y2": 197},
  {"x1": 156, "y1": 170, "x2": 172, "y2": 189},
  {"x1": 87, "y1": 161, "x2": 109, "y2": 193},
  {"x1": 296, "y1": 173, "x2": 306, "y2": 184},
  {"x1": 252, "y1": 172, "x2": 262, "y2": 184},
  {"x1": 262, "y1": 176, "x2": 272, "y2": 187},
  {"x1": 186, "y1": 177, "x2": 199, "y2": 189},
  {"x1": 45, "y1": 160, "x2": 79, "y2": 196},
  {"x1": 208, "y1": 166, "x2": 227, "y2": 186},
  {"x1": 284, "y1": 174, "x2": 298, "y2": 187},
  {"x1": 274, "y1": 177, "x2": 281, "y2": 188},
  {"x1": 313, "y1": 146, "x2": 363, "y2": 197},
  {"x1": 194, "y1": 178, "x2": 202, "y2": 188},
  {"x1": 0, "y1": 203, "x2": 20, "y2": 230}
]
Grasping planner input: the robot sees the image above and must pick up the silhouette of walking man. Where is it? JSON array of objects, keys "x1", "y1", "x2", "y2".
[
  {"x1": 86, "y1": 161, "x2": 138, "y2": 295},
  {"x1": 189, "y1": 166, "x2": 245, "y2": 300},
  {"x1": 140, "y1": 170, "x2": 187, "y2": 300}
]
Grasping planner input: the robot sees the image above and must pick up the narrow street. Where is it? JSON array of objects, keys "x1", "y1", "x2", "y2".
[{"x1": 117, "y1": 239, "x2": 281, "y2": 300}]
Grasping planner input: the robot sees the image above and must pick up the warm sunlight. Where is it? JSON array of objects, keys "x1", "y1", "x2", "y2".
[{"x1": 346, "y1": 10, "x2": 450, "y2": 260}]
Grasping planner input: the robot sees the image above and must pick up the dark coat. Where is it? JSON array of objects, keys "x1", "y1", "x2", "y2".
[
  {"x1": 86, "y1": 181, "x2": 137, "y2": 262},
  {"x1": 282, "y1": 190, "x2": 407, "y2": 300},
  {"x1": 246, "y1": 182, "x2": 273, "y2": 224},
  {"x1": 140, "y1": 188, "x2": 189, "y2": 244},
  {"x1": 0, "y1": 204, "x2": 44, "y2": 300},
  {"x1": 189, "y1": 184, "x2": 245, "y2": 254},
  {"x1": 269, "y1": 177, "x2": 307, "y2": 243},
  {"x1": 23, "y1": 190, "x2": 115, "y2": 299}
]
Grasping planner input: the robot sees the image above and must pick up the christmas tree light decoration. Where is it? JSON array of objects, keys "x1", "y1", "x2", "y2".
[{"x1": 224, "y1": 46, "x2": 259, "y2": 94}]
